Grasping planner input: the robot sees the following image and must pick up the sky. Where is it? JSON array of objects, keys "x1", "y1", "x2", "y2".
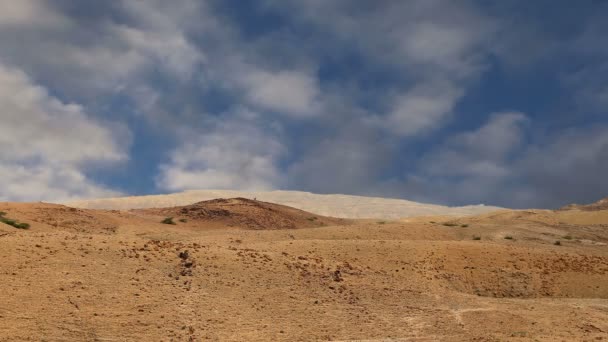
[{"x1": 1, "y1": 0, "x2": 607, "y2": 209}]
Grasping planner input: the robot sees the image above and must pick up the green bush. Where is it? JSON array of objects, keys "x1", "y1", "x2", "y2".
[
  {"x1": 0, "y1": 215, "x2": 30, "y2": 230},
  {"x1": 15, "y1": 222, "x2": 30, "y2": 229},
  {"x1": 161, "y1": 217, "x2": 176, "y2": 225}
]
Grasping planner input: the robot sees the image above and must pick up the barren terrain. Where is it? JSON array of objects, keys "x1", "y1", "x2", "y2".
[
  {"x1": 1, "y1": 197, "x2": 608, "y2": 341},
  {"x1": 65, "y1": 189, "x2": 503, "y2": 219}
]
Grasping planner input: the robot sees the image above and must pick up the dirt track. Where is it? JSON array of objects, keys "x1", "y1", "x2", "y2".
[{"x1": 1, "y1": 200, "x2": 607, "y2": 341}]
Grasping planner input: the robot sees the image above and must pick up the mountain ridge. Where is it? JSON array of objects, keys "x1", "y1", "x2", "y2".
[
  {"x1": 560, "y1": 197, "x2": 608, "y2": 211},
  {"x1": 63, "y1": 189, "x2": 503, "y2": 219}
]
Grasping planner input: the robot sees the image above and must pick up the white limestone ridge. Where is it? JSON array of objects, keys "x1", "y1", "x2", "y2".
[{"x1": 63, "y1": 189, "x2": 503, "y2": 219}]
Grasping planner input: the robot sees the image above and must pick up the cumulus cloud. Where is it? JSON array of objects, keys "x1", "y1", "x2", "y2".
[
  {"x1": 419, "y1": 112, "x2": 528, "y2": 178},
  {"x1": 0, "y1": 0, "x2": 68, "y2": 27},
  {"x1": 380, "y1": 112, "x2": 608, "y2": 209},
  {"x1": 0, "y1": 64, "x2": 128, "y2": 201},
  {"x1": 287, "y1": 121, "x2": 393, "y2": 194},
  {"x1": 383, "y1": 80, "x2": 464, "y2": 136},
  {"x1": 109, "y1": 24, "x2": 203, "y2": 81},
  {"x1": 379, "y1": 112, "x2": 529, "y2": 205},
  {"x1": 266, "y1": 0, "x2": 496, "y2": 137},
  {"x1": 0, "y1": 0, "x2": 606, "y2": 209},
  {"x1": 516, "y1": 125, "x2": 608, "y2": 207},
  {"x1": 239, "y1": 69, "x2": 321, "y2": 118},
  {"x1": 0, "y1": 0, "x2": 203, "y2": 98},
  {"x1": 157, "y1": 112, "x2": 285, "y2": 191}
]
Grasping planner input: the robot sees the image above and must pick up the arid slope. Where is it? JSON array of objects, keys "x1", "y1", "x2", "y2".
[
  {"x1": 133, "y1": 197, "x2": 349, "y2": 230},
  {"x1": 1, "y1": 200, "x2": 607, "y2": 341},
  {"x1": 561, "y1": 197, "x2": 608, "y2": 211}
]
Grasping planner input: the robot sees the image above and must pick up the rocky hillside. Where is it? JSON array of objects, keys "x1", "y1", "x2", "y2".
[
  {"x1": 133, "y1": 197, "x2": 348, "y2": 230},
  {"x1": 560, "y1": 197, "x2": 608, "y2": 211}
]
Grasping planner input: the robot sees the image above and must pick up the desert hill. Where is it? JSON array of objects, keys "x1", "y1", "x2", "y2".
[
  {"x1": 133, "y1": 197, "x2": 349, "y2": 230},
  {"x1": 561, "y1": 197, "x2": 608, "y2": 211},
  {"x1": 64, "y1": 189, "x2": 503, "y2": 219},
  {"x1": 1, "y1": 199, "x2": 608, "y2": 340}
]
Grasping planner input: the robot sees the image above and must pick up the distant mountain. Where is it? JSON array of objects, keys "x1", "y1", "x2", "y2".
[
  {"x1": 63, "y1": 189, "x2": 503, "y2": 219},
  {"x1": 560, "y1": 197, "x2": 608, "y2": 211}
]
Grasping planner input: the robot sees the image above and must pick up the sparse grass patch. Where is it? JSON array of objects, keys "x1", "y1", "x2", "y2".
[
  {"x1": 0, "y1": 214, "x2": 30, "y2": 230},
  {"x1": 429, "y1": 221, "x2": 436, "y2": 224},
  {"x1": 562, "y1": 235, "x2": 573, "y2": 240},
  {"x1": 179, "y1": 218, "x2": 188, "y2": 223},
  {"x1": 472, "y1": 236, "x2": 481, "y2": 240},
  {"x1": 504, "y1": 235, "x2": 514, "y2": 240},
  {"x1": 161, "y1": 217, "x2": 176, "y2": 225},
  {"x1": 554, "y1": 241, "x2": 561, "y2": 246},
  {"x1": 307, "y1": 217, "x2": 317, "y2": 222},
  {"x1": 15, "y1": 222, "x2": 30, "y2": 229},
  {"x1": 377, "y1": 221, "x2": 386, "y2": 225}
]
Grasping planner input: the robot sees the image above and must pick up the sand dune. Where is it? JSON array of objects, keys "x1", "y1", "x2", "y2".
[{"x1": 64, "y1": 189, "x2": 503, "y2": 219}]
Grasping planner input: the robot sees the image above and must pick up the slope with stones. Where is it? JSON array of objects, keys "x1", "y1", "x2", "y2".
[{"x1": 134, "y1": 197, "x2": 349, "y2": 230}]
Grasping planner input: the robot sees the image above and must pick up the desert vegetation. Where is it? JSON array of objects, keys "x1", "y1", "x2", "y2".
[
  {"x1": 161, "y1": 217, "x2": 176, "y2": 225},
  {"x1": 0, "y1": 211, "x2": 30, "y2": 229}
]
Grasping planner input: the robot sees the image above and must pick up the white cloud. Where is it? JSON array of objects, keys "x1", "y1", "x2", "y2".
[
  {"x1": 113, "y1": 0, "x2": 206, "y2": 80},
  {"x1": 383, "y1": 80, "x2": 464, "y2": 136},
  {"x1": 240, "y1": 69, "x2": 321, "y2": 117},
  {"x1": 2, "y1": 0, "x2": 604, "y2": 210},
  {"x1": 371, "y1": 112, "x2": 531, "y2": 206},
  {"x1": 388, "y1": 112, "x2": 608, "y2": 208},
  {"x1": 0, "y1": 63, "x2": 128, "y2": 201},
  {"x1": 0, "y1": 165, "x2": 122, "y2": 202},
  {"x1": 516, "y1": 125, "x2": 608, "y2": 207},
  {"x1": 418, "y1": 112, "x2": 527, "y2": 179},
  {"x1": 0, "y1": 0, "x2": 68, "y2": 27},
  {"x1": 265, "y1": 0, "x2": 496, "y2": 136},
  {"x1": 157, "y1": 114, "x2": 285, "y2": 191},
  {"x1": 0, "y1": 0, "x2": 204, "y2": 99},
  {"x1": 287, "y1": 119, "x2": 393, "y2": 194}
]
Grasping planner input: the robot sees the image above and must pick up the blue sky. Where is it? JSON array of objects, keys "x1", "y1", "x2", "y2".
[{"x1": 1, "y1": 0, "x2": 607, "y2": 208}]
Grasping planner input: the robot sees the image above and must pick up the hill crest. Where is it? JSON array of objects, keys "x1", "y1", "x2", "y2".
[
  {"x1": 560, "y1": 197, "x2": 608, "y2": 211},
  {"x1": 64, "y1": 189, "x2": 503, "y2": 219},
  {"x1": 133, "y1": 197, "x2": 347, "y2": 230}
]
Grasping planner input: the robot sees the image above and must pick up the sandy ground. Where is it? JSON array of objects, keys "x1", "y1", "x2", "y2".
[
  {"x1": 1, "y1": 201, "x2": 607, "y2": 341},
  {"x1": 64, "y1": 189, "x2": 503, "y2": 219}
]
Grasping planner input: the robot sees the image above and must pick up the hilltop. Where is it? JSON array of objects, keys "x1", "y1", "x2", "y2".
[
  {"x1": 133, "y1": 197, "x2": 349, "y2": 230},
  {"x1": 64, "y1": 189, "x2": 503, "y2": 219},
  {"x1": 561, "y1": 197, "x2": 608, "y2": 211}
]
